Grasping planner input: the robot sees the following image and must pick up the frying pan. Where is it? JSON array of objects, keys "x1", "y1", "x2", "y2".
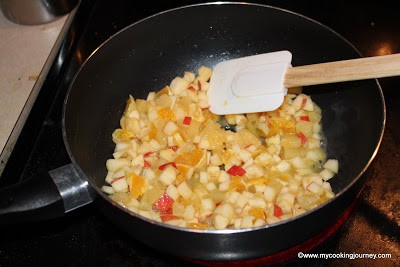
[{"x1": 0, "y1": 2, "x2": 385, "y2": 261}]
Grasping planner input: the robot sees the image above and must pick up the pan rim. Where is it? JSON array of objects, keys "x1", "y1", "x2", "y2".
[{"x1": 62, "y1": 1, "x2": 386, "y2": 234}]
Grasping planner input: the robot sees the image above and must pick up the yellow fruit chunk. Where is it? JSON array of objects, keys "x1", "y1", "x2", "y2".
[
  {"x1": 229, "y1": 176, "x2": 246, "y2": 193},
  {"x1": 155, "y1": 86, "x2": 169, "y2": 99},
  {"x1": 112, "y1": 129, "x2": 135, "y2": 142},
  {"x1": 175, "y1": 147, "x2": 204, "y2": 167},
  {"x1": 129, "y1": 173, "x2": 146, "y2": 199},
  {"x1": 148, "y1": 123, "x2": 157, "y2": 140},
  {"x1": 157, "y1": 107, "x2": 175, "y2": 121},
  {"x1": 175, "y1": 163, "x2": 193, "y2": 185},
  {"x1": 246, "y1": 178, "x2": 269, "y2": 186},
  {"x1": 234, "y1": 128, "x2": 261, "y2": 149},
  {"x1": 268, "y1": 117, "x2": 296, "y2": 136},
  {"x1": 124, "y1": 95, "x2": 135, "y2": 116},
  {"x1": 202, "y1": 109, "x2": 218, "y2": 121},
  {"x1": 248, "y1": 207, "x2": 265, "y2": 220},
  {"x1": 199, "y1": 120, "x2": 228, "y2": 150},
  {"x1": 187, "y1": 222, "x2": 207, "y2": 230}
]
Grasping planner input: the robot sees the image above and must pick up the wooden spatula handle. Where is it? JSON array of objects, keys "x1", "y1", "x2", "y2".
[{"x1": 283, "y1": 53, "x2": 400, "y2": 88}]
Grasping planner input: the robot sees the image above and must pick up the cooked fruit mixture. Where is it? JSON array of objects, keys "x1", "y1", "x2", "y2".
[{"x1": 102, "y1": 66, "x2": 339, "y2": 230}]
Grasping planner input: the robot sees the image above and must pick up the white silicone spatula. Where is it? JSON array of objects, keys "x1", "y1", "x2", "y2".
[{"x1": 208, "y1": 51, "x2": 400, "y2": 115}]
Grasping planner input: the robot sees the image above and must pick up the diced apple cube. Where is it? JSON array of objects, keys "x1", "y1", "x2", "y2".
[
  {"x1": 253, "y1": 218, "x2": 265, "y2": 227},
  {"x1": 158, "y1": 165, "x2": 177, "y2": 185},
  {"x1": 263, "y1": 185, "x2": 277, "y2": 203},
  {"x1": 111, "y1": 177, "x2": 128, "y2": 192},
  {"x1": 218, "y1": 171, "x2": 230, "y2": 183},
  {"x1": 170, "y1": 77, "x2": 189, "y2": 95},
  {"x1": 277, "y1": 193, "x2": 295, "y2": 213},
  {"x1": 163, "y1": 120, "x2": 178, "y2": 136},
  {"x1": 183, "y1": 205, "x2": 196, "y2": 220},
  {"x1": 323, "y1": 159, "x2": 339, "y2": 173},
  {"x1": 199, "y1": 171, "x2": 208, "y2": 184},
  {"x1": 166, "y1": 184, "x2": 179, "y2": 200},
  {"x1": 267, "y1": 134, "x2": 280, "y2": 145},
  {"x1": 177, "y1": 181, "x2": 193, "y2": 199},
  {"x1": 226, "y1": 191, "x2": 240, "y2": 204},
  {"x1": 206, "y1": 182, "x2": 217, "y2": 191},
  {"x1": 160, "y1": 148, "x2": 176, "y2": 162},
  {"x1": 183, "y1": 71, "x2": 195, "y2": 83},
  {"x1": 248, "y1": 197, "x2": 267, "y2": 209},
  {"x1": 197, "y1": 66, "x2": 212, "y2": 81},
  {"x1": 214, "y1": 203, "x2": 235, "y2": 220},
  {"x1": 213, "y1": 214, "x2": 229, "y2": 230},
  {"x1": 219, "y1": 180, "x2": 230, "y2": 191},
  {"x1": 201, "y1": 198, "x2": 215, "y2": 211},
  {"x1": 235, "y1": 193, "x2": 249, "y2": 209},
  {"x1": 234, "y1": 218, "x2": 242, "y2": 229},
  {"x1": 240, "y1": 216, "x2": 255, "y2": 228},
  {"x1": 275, "y1": 160, "x2": 291, "y2": 172},
  {"x1": 239, "y1": 149, "x2": 252, "y2": 163},
  {"x1": 320, "y1": 168, "x2": 334, "y2": 181},
  {"x1": 106, "y1": 158, "x2": 130, "y2": 172},
  {"x1": 101, "y1": 185, "x2": 115, "y2": 194},
  {"x1": 306, "y1": 182, "x2": 324, "y2": 195}
]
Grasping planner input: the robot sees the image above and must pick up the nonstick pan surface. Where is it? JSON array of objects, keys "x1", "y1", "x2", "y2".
[{"x1": 63, "y1": 2, "x2": 385, "y2": 261}]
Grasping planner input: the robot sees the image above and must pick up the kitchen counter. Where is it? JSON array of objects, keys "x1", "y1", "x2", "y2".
[{"x1": 0, "y1": 9, "x2": 72, "y2": 172}]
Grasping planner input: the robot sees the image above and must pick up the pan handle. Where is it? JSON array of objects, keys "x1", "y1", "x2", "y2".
[{"x1": 0, "y1": 163, "x2": 93, "y2": 224}]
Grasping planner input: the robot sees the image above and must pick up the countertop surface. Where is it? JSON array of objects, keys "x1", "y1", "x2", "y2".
[{"x1": 0, "y1": 10, "x2": 69, "y2": 171}]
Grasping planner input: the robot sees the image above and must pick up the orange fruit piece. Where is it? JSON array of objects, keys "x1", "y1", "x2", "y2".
[
  {"x1": 157, "y1": 107, "x2": 175, "y2": 121},
  {"x1": 248, "y1": 207, "x2": 265, "y2": 220},
  {"x1": 129, "y1": 173, "x2": 146, "y2": 199},
  {"x1": 175, "y1": 147, "x2": 204, "y2": 167},
  {"x1": 187, "y1": 222, "x2": 207, "y2": 230},
  {"x1": 175, "y1": 163, "x2": 194, "y2": 185},
  {"x1": 229, "y1": 176, "x2": 246, "y2": 193},
  {"x1": 112, "y1": 129, "x2": 135, "y2": 142}
]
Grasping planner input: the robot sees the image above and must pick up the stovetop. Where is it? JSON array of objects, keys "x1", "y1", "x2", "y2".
[{"x1": 1, "y1": 0, "x2": 399, "y2": 266}]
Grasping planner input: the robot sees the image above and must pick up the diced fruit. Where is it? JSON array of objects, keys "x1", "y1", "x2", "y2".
[
  {"x1": 152, "y1": 193, "x2": 175, "y2": 213},
  {"x1": 273, "y1": 204, "x2": 283, "y2": 217},
  {"x1": 158, "y1": 165, "x2": 177, "y2": 185},
  {"x1": 129, "y1": 173, "x2": 146, "y2": 199},
  {"x1": 104, "y1": 66, "x2": 338, "y2": 230},
  {"x1": 183, "y1": 116, "x2": 192, "y2": 125},
  {"x1": 227, "y1": 165, "x2": 246, "y2": 176},
  {"x1": 157, "y1": 107, "x2": 175, "y2": 121},
  {"x1": 323, "y1": 159, "x2": 339, "y2": 173},
  {"x1": 297, "y1": 132, "x2": 308, "y2": 145},
  {"x1": 163, "y1": 120, "x2": 178, "y2": 135}
]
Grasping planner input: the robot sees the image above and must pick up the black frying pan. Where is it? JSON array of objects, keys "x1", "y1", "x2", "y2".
[{"x1": 1, "y1": 2, "x2": 385, "y2": 261}]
